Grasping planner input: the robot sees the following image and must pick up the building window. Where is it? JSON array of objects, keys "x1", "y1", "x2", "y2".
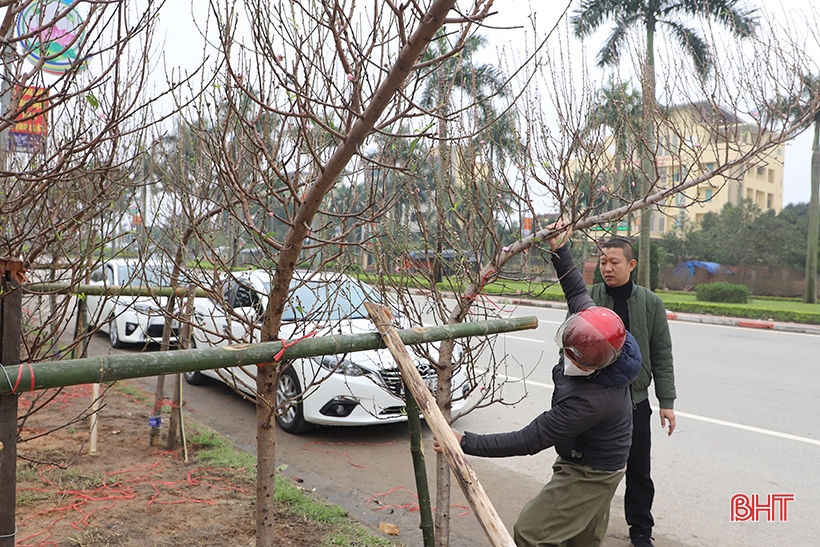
[
  {"x1": 659, "y1": 217, "x2": 665, "y2": 232},
  {"x1": 756, "y1": 166, "x2": 765, "y2": 177},
  {"x1": 673, "y1": 169, "x2": 680, "y2": 183},
  {"x1": 767, "y1": 193, "x2": 773, "y2": 209},
  {"x1": 706, "y1": 162, "x2": 715, "y2": 172},
  {"x1": 705, "y1": 189, "x2": 713, "y2": 201},
  {"x1": 768, "y1": 169, "x2": 775, "y2": 183}
]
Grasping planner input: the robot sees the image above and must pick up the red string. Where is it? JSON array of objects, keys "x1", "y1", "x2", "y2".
[
  {"x1": 274, "y1": 330, "x2": 318, "y2": 362},
  {"x1": 12, "y1": 362, "x2": 35, "y2": 393},
  {"x1": 301, "y1": 440, "x2": 395, "y2": 468},
  {"x1": 16, "y1": 463, "x2": 250, "y2": 547},
  {"x1": 367, "y1": 486, "x2": 471, "y2": 517},
  {"x1": 258, "y1": 330, "x2": 319, "y2": 367}
]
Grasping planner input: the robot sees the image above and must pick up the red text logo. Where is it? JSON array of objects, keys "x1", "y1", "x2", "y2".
[{"x1": 731, "y1": 494, "x2": 794, "y2": 522}]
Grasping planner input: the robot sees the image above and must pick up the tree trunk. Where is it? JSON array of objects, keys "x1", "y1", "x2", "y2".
[
  {"x1": 434, "y1": 338, "x2": 455, "y2": 547},
  {"x1": 804, "y1": 118, "x2": 820, "y2": 303},
  {"x1": 638, "y1": 22, "x2": 657, "y2": 289},
  {"x1": 253, "y1": 5, "x2": 461, "y2": 541}
]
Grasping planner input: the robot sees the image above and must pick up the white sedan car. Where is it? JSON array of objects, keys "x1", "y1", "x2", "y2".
[
  {"x1": 85, "y1": 258, "x2": 181, "y2": 348},
  {"x1": 184, "y1": 270, "x2": 470, "y2": 434}
]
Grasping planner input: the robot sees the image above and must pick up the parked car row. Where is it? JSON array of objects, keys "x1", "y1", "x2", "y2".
[
  {"x1": 85, "y1": 258, "x2": 182, "y2": 348},
  {"x1": 86, "y1": 260, "x2": 469, "y2": 433}
]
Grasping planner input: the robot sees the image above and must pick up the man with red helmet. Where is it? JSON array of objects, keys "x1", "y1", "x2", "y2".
[{"x1": 435, "y1": 222, "x2": 642, "y2": 547}]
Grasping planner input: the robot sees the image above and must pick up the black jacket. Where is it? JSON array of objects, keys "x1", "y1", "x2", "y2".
[{"x1": 461, "y1": 246, "x2": 642, "y2": 471}]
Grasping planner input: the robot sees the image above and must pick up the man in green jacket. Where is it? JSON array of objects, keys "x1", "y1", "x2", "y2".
[{"x1": 587, "y1": 237, "x2": 677, "y2": 547}]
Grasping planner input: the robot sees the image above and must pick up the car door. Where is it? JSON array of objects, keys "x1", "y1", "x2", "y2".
[
  {"x1": 97, "y1": 263, "x2": 120, "y2": 330},
  {"x1": 85, "y1": 264, "x2": 114, "y2": 327}
]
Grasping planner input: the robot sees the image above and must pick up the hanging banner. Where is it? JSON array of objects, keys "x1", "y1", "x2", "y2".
[
  {"x1": 522, "y1": 216, "x2": 533, "y2": 237},
  {"x1": 8, "y1": 87, "x2": 49, "y2": 153},
  {"x1": 17, "y1": 0, "x2": 85, "y2": 74}
]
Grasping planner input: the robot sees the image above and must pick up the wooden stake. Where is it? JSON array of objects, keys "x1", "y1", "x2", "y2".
[
  {"x1": 364, "y1": 302, "x2": 516, "y2": 547},
  {"x1": 89, "y1": 383, "x2": 100, "y2": 455}
]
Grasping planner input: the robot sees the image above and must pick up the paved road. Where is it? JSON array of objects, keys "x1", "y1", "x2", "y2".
[{"x1": 90, "y1": 301, "x2": 820, "y2": 547}]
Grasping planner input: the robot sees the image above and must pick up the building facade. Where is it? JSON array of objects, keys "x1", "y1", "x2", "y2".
[{"x1": 570, "y1": 102, "x2": 785, "y2": 239}]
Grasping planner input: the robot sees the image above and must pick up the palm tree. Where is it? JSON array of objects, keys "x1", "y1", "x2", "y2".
[
  {"x1": 420, "y1": 33, "x2": 510, "y2": 284},
  {"x1": 776, "y1": 74, "x2": 820, "y2": 303},
  {"x1": 571, "y1": 0, "x2": 758, "y2": 288},
  {"x1": 589, "y1": 78, "x2": 642, "y2": 234}
]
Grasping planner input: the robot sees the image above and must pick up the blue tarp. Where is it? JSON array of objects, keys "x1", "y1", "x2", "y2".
[{"x1": 673, "y1": 261, "x2": 733, "y2": 277}]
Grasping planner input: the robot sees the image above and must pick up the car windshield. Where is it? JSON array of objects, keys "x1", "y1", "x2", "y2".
[
  {"x1": 118, "y1": 263, "x2": 172, "y2": 287},
  {"x1": 276, "y1": 279, "x2": 378, "y2": 322}
]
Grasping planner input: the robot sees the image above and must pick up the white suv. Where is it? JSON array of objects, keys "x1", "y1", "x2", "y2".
[
  {"x1": 184, "y1": 270, "x2": 469, "y2": 433},
  {"x1": 85, "y1": 258, "x2": 180, "y2": 348}
]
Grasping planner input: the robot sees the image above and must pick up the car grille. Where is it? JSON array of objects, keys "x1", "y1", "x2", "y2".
[
  {"x1": 379, "y1": 362, "x2": 436, "y2": 396},
  {"x1": 146, "y1": 325, "x2": 179, "y2": 339}
]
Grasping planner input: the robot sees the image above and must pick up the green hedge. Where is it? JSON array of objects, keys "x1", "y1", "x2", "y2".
[
  {"x1": 695, "y1": 282, "x2": 750, "y2": 304},
  {"x1": 664, "y1": 301, "x2": 820, "y2": 325}
]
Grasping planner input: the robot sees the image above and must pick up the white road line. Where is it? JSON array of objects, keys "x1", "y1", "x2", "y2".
[
  {"x1": 495, "y1": 372, "x2": 820, "y2": 447},
  {"x1": 667, "y1": 409, "x2": 820, "y2": 447},
  {"x1": 495, "y1": 372, "x2": 554, "y2": 390},
  {"x1": 501, "y1": 335, "x2": 545, "y2": 343}
]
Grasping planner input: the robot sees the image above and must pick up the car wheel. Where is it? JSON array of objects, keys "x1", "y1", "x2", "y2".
[
  {"x1": 109, "y1": 319, "x2": 125, "y2": 348},
  {"x1": 184, "y1": 370, "x2": 208, "y2": 385},
  {"x1": 275, "y1": 366, "x2": 314, "y2": 434}
]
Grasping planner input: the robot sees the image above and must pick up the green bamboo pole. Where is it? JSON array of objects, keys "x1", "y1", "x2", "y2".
[
  {"x1": 405, "y1": 382, "x2": 435, "y2": 547},
  {"x1": 0, "y1": 315, "x2": 538, "y2": 394},
  {"x1": 26, "y1": 283, "x2": 210, "y2": 298}
]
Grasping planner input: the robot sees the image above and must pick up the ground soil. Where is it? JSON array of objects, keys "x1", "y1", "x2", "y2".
[{"x1": 11, "y1": 382, "x2": 332, "y2": 547}]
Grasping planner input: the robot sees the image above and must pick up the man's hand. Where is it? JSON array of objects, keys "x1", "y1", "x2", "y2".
[
  {"x1": 547, "y1": 221, "x2": 573, "y2": 251},
  {"x1": 660, "y1": 408, "x2": 676, "y2": 436},
  {"x1": 433, "y1": 428, "x2": 463, "y2": 453}
]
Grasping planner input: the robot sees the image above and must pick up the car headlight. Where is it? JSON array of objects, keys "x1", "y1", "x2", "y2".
[{"x1": 314, "y1": 356, "x2": 367, "y2": 377}]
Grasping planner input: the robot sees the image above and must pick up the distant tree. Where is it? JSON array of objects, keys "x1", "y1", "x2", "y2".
[
  {"x1": 571, "y1": 0, "x2": 759, "y2": 288},
  {"x1": 774, "y1": 73, "x2": 820, "y2": 302}
]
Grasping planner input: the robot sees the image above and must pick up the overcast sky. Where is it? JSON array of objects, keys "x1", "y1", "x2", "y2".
[{"x1": 154, "y1": 0, "x2": 819, "y2": 207}]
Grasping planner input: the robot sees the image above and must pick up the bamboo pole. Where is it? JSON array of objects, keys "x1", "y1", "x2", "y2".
[
  {"x1": 0, "y1": 316, "x2": 538, "y2": 395},
  {"x1": 405, "y1": 382, "x2": 435, "y2": 547},
  {"x1": 0, "y1": 266, "x2": 23, "y2": 547},
  {"x1": 26, "y1": 283, "x2": 210, "y2": 298},
  {"x1": 364, "y1": 302, "x2": 516, "y2": 547}
]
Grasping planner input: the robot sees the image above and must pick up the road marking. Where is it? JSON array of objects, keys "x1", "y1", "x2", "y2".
[
  {"x1": 501, "y1": 335, "x2": 545, "y2": 343},
  {"x1": 494, "y1": 372, "x2": 554, "y2": 390},
  {"x1": 494, "y1": 372, "x2": 820, "y2": 447},
  {"x1": 667, "y1": 409, "x2": 820, "y2": 447}
]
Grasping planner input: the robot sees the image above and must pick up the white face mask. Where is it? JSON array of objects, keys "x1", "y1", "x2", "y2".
[{"x1": 563, "y1": 352, "x2": 595, "y2": 376}]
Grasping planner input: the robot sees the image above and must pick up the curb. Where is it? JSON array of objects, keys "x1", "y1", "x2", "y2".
[
  {"x1": 737, "y1": 320, "x2": 775, "y2": 330},
  {"x1": 487, "y1": 296, "x2": 820, "y2": 336}
]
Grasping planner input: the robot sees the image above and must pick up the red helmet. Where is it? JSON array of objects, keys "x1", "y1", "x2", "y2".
[{"x1": 555, "y1": 307, "x2": 626, "y2": 368}]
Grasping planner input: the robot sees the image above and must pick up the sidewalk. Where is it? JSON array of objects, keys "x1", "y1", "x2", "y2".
[{"x1": 492, "y1": 296, "x2": 820, "y2": 336}]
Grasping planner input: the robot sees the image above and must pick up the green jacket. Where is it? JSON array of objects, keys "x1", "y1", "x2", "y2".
[{"x1": 589, "y1": 283, "x2": 676, "y2": 408}]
